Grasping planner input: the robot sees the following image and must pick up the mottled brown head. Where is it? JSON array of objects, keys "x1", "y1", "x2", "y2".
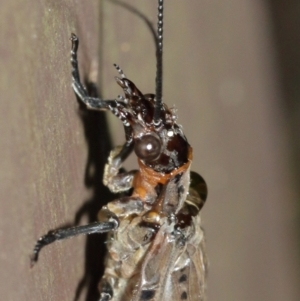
[{"x1": 112, "y1": 77, "x2": 190, "y2": 173}]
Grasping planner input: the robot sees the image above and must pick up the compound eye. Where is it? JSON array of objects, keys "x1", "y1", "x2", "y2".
[{"x1": 134, "y1": 134, "x2": 162, "y2": 161}]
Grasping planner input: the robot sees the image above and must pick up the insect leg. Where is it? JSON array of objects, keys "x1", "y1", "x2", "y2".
[
  {"x1": 70, "y1": 33, "x2": 118, "y2": 110},
  {"x1": 99, "y1": 294, "x2": 111, "y2": 301},
  {"x1": 31, "y1": 218, "x2": 118, "y2": 265},
  {"x1": 98, "y1": 279, "x2": 113, "y2": 301},
  {"x1": 103, "y1": 126, "x2": 137, "y2": 193}
]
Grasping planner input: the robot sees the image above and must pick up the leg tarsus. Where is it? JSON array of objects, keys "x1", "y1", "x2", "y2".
[
  {"x1": 99, "y1": 293, "x2": 112, "y2": 301},
  {"x1": 70, "y1": 33, "x2": 121, "y2": 111},
  {"x1": 99, "y1": 278, "x2": 113, "y2": 301},
  {"x1": 103, "y1": 143, "x2": 136, "y2": 193},
  {"x1": 103, "y1": 124, "x2": 135, "y2": 193}
]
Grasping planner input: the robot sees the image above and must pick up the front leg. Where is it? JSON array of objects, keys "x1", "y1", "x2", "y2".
[
  {"x1": 102, "y1": 118, "x2": 137, "y2": 193},
  {"x1": 103, "y1": 143, "x2": 136, "y2": 193},
  {"x1": 98, "y1": 278, "x2": 113, "y2": 301},
  {"x1": 70, "y1": 33, "x2": 117, "y2": 111}
]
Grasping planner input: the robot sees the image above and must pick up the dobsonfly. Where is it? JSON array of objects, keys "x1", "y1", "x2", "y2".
[{"x1": 31, "y1": 0, "x2": 208, "y2": 300}]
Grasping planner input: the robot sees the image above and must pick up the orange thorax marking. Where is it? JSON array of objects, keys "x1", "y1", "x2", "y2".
[{"x1": 132, "y1": 146, "x2": 193, "y2": 201}]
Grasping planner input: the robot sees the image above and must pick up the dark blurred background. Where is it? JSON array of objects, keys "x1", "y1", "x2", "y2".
[{"x1": 0, "y1": 1, "x2": 299, "y2": 300}]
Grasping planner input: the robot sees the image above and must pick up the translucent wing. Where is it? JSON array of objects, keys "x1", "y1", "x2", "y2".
[{"x1": 131, "y1": 214, "x2": 207, "y2": 301}]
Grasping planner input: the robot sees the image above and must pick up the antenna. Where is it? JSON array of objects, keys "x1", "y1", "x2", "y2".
[{"x1": 154, "y1": 0, "x2": 164, "y2": 126}]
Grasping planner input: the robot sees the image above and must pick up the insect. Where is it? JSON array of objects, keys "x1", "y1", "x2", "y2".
[{"x1": 31, "y1": 0, "x2": 208, "y2": 300}]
